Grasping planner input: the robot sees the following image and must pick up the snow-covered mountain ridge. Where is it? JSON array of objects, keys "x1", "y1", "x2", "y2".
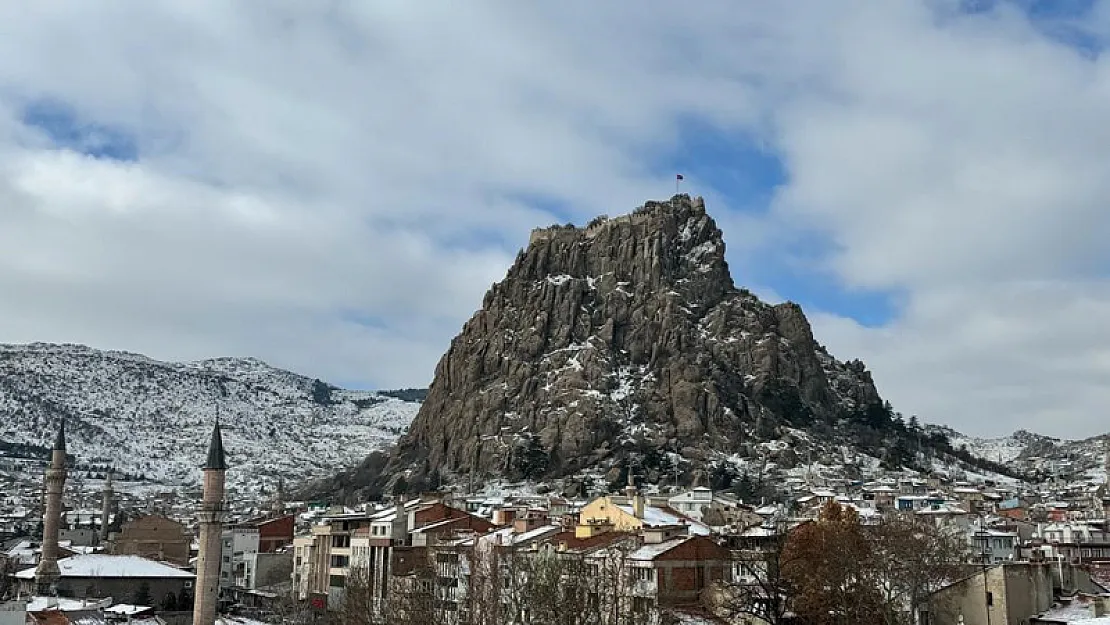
[
  {"x1": 0, "y1": 342, "x2": 420, "y2": 492},
  {"x1": 935, "y1": 425, "x2": 1109, "y2": 483}
]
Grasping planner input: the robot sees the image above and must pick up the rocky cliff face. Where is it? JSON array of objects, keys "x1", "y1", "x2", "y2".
[{"x1": 395, "y1": 195, "x2": 883, "y2": 482}]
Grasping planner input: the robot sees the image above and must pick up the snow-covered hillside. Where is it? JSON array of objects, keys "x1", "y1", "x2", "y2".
[
  {"x1": 945, "y1": 430, "x2": 1036, "y2": 465},
  {"x1": 0, "y1": 343, "x2": 420, "y2": 492},
  {"x1": 938, "y1": 426, "x2": 1110, "y2": 483}
]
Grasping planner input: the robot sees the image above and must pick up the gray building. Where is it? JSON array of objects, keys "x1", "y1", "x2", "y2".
[{"x1": 15, "y1": 554, "x2": 195, "y2": 605}]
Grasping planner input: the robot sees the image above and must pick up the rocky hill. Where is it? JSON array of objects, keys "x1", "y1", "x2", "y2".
[
  {"x1": 0, "y1": 343, "x2": 420, "y2": 493},
  {"x1": 380, "y1": 195, "x2": 942, "y2": 493}
]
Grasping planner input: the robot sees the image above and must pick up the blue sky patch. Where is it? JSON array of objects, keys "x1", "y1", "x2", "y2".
[
  {"x1": 20, "y1": 98, "x2": 139, "y2": 161},
  {"x1": 665, "y1": 119, "x2": 900, "y2": 327}
]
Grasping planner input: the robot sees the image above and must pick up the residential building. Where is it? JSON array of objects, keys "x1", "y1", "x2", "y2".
[
  {"x1": 576, "y1": 491, "x2": 709, "y2": 538},
  {"x1": 971, "y1": 527, "x2": 1019, "y2": 564},
  {"x1": 292, "y1": 496, "x2": 495, "y2": 609}
]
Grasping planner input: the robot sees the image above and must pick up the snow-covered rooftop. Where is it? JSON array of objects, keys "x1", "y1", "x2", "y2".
[
  {"x1": 628, "y1": 538, "x2": 686, "y2": 561},
  {"x1": 615, "y1": 504, "x2": 711, "y2": 536},
  {"x1": 104, "y1": 605, "x2": 152, "y2": 615},
  {"x1": 14, "y1": 554, "x2": 194, "y2": 579},
  {"x1": 25, "y1": 597, "x2": 113, "y2": 612}
]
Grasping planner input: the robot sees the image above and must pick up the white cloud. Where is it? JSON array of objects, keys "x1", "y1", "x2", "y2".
[{"x1": 0, "y1": 1, "x2": 1106, "y2": 437}]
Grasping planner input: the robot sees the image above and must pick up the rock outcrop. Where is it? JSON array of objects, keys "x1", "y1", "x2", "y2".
[{"x1": 395, "y1": 195, "x2": 883, "y2": 481}]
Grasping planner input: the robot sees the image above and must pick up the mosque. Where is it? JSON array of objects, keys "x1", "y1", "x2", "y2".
[{"x1": 24, "y1": 419, "x2": 227, "y2": 625}]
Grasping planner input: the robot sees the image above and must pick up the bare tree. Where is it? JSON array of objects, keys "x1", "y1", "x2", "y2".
[
  {"x1": 270, "y1": 591, "x2": 317, "y2": 625},
  {"x1": 525, "y1": 549, "x2": 602, "y2": 625},
  {"x1": 335, "y1": 566, "x2": 375, "y2": 625},
  {"x1": 865, "y1": 514, "x2": 969, "y2": 625},
  {"x1": 461, "y1": 541, "x2": 503, "y2": 625},
  {"x1": 383, "y1": 547, "x2": 445, "y2": 625},
  {"x1": 0, "y1": 557, "x2": 14, "y2": 599},
  {"x1": 587, "y1": 539, "x2": 639, "y2": 625},
  {"x1": 718, "y1": 523, "x2": 794, "y2": 625}
]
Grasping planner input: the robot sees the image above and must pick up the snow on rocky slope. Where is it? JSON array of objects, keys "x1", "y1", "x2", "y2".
[
  {"x1": 937, "y1": 425, "x2": 1110, "y2": 483},
  {"x1": 0, "y1": 343, "x2": 420, "y2": 492}
]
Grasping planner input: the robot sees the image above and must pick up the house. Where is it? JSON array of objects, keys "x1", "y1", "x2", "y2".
[
  {"x1": 254, "y1": 515, "x2": 295, "y2": 553},
  {"x1": 668, "y1": 488, "x2": 715, "y2": 518},
  {"x1": 970, "y1": 528, "x2": 1019, "y2": 564},
  {"x1": 895, "y1": 495, "x2": 930, "y2": 512},
  {"x1": 952, "y1": 487, "x2": 985, "y2": 513},
  {"x1": 998, "y1": 497, "x2": 1030, "y2": 521},
  {"x1": 220, "y1": 517, "x2": 295, "y2": 595},
  {"x1": 584, "y1": 533, "x2": 731, "y2": 624},
  {"x1": 220, "y1": 525, "x2": 259, "y2": 590},
  {"x1": 920, "y1": 563, "x2": 1054, "y2": 625},
  {"x1": 13, "y1": 554, "x2": 194, "y2": 603},
  {"x1": 867, "y1": 485, "x2": 898, "y2": 509},
  {"x1": 916, "y1": 503, "x2": 970, "y2": 532},
  {"x1": 576, "y1": 491, "x2": 709, "y2": 539},
  {"x1": 668, "y1": 488, "x2": 760, "y2": 529},
  {"x1": 1024, "y1": 522, "x2": 1110, "y2": 565},
  {"x1": 3, "y1": 540, "x2": 78, "y2": 569}
]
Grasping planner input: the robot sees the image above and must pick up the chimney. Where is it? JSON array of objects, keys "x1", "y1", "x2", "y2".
[{"x1": 633, "y1": 493, "x2": 645, "y2": 520}]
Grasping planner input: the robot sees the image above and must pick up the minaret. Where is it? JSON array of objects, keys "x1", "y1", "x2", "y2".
[
  {"x1": 193, "y1": 420, "x2": 227, "y2": 625},
  {"x1": 271, "y1": 477, "x2": 284, "y2": 518},
  {"x1": 1102, "y1": 440, "x2": 1110, "y2": 530},
  {"x1": 35, "y1": 420, "x2": 68, "y2": 595},
  {"x1": 100, "y1": 469, "x2": 114, "y2": 543}
]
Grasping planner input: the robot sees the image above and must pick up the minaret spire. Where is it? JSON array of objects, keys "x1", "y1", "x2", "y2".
[
  {"x1": 100, "y1": 468, "x2": 114, "y2": 543},
  {"x1": 204, "y1": 417, "x2": 227, "y2": 471},
  {"x1": 624, "y1": 463, "x2": 637, "y2": 499},
  {"x1": 193, "y1": 418, "x2": 228, "y2": 625},
  {"x1": 271, "y1": 477, "x2": 285, "y2": 517},
  {"x1": 35, "y1": 419, "x2": 68, "y2": 595}
]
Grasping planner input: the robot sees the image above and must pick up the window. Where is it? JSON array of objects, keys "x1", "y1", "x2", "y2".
[
  {"x1": 633, "y1": 568, "x2": 653, "y2": 581},
  {"x1": 633, "y1": 597, "x2": 653, "y2": 613},
  {"x1": 330, "y1": 575, "x2": 346, "y2": 588},
  {"x1": 331, "y1": 555, "x2": 350, "y2": 568},
  {"x1": 986, "y1": 591, "x2": 993, "y2": 606},
  {"x1": 332, "y1": 534, "x2": 351, "y2": 548}
]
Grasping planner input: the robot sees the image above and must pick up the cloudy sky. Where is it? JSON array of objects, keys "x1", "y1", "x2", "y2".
[{"x1": 1, "y1": 0, "x2": 1107, "y2": 438}]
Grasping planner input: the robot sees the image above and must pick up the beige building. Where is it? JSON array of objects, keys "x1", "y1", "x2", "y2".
[
  {"x1": 108, "y1": 515, "x2": 192, "y2": 566},
  {"x1": 293, "y1": 498, "x2": 497, "y2": 610},
  {"x1": 293, "y1": 507, "x2": 407, "y2": 607},
  {"x1": 576, "y1": 491, "x2": 710, "y2": 539},
  {"x1": 920, "y1": 562, "x2": 1103, "y2": 625}
]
